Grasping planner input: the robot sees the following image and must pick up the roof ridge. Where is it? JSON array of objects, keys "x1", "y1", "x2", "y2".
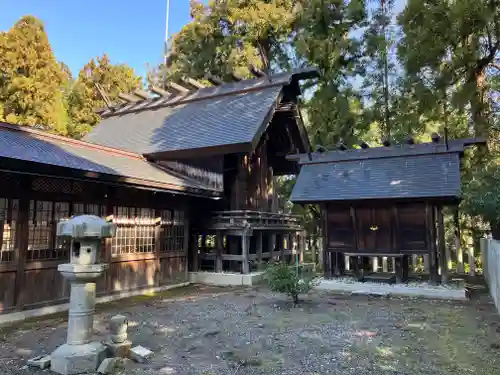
[
  {"x1": 99, "y1": 79, "x2": 287, "y2": 119},
  {"x1": 0, "y1": 122, "x2": 145, "y2": 160}
]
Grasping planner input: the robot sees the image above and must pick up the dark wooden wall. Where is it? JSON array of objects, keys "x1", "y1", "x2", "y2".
[
  {"x1": 225, "y1": 136, "x2": 276, "y2": 212},
  {"x1": 0, "y1": 171, "x2": 190, "y2": 314},
  {"x1": 326, "y1": 202, "x2": 430, "y2": 254}
]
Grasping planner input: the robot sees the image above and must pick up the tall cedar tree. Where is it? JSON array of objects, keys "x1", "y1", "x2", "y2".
[
  {"x1": 67, "y1": 54, "x2": 142, "y2": 138},
  {"x1": 398, "y1": 0, "x2": 500, "y2": 234},
  {"x1": 294, "y1": 0, "x2": 368, "y2": 148},
  {"x1": 150, "y1": 0, "x2": 298, "y2": 85},
  {"x1": 0, "y1": 16, "x2": 69, "y2": 134}
]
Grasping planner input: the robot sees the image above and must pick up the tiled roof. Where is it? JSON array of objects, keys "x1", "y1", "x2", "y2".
[
  {"x1": 84, "y1": 68, "x2": 319, "y2": 156},
  {"x1": 0, "y1": 122, "x2": 222, "y2": 196},
  {"x1": 290, "y1": 153, "x2": 461, "y2": 203}
]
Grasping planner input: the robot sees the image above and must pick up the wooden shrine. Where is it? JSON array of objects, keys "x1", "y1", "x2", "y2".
[{"x1": 288, "y1": 135, "x2": 486, "y2": 284}]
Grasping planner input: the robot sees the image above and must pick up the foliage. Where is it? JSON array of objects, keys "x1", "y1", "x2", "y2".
[
  {"x1": 67, "y1": 54, "x2": 142, "y2": 138},
  {"x1": 264, "y1": 261, "x2": 319, "y2": 304},
  {"x1": 154, "y1": 0, "x2": 299, "y2": 85},
  {"x1": 0, "y1": 16, "x2": 69, "y2": 134}
]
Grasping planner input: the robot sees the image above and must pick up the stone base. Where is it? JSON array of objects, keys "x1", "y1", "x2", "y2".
[
  {"x1": 315, "y1": 278, "x2": 468, "y2": 301},
  {"x1": 189, "y1": 271, "x2": 264, "y2": 286},
  {"x1": 51, "y1": 342, "x2": 107, "y2": 375},
  {"x1": 105, "y1": 340, "x2": 132, "y2": 358}
]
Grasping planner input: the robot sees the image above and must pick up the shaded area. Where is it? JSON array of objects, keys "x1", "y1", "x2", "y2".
[{"x1": 1, "y1": 284, "x2": 500, "y2": 375}]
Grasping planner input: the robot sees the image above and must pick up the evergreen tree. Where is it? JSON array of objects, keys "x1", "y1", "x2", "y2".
[
  {"x1": 151, "y1": 0, "x2": 299, "y2": 85},
  {"x1": 0, "y1": 16, "x2": 69, "y2": 134},
  {"x1": 294, "y1": 0, "x2": 369, "y2": 148},
  {"x1": 67, "y1": 54, "x2": 142, "y2": 138}
]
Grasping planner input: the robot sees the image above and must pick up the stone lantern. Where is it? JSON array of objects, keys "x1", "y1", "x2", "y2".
[{"x1": 50, "y1": 215, "x2": 116, "y2": 375}]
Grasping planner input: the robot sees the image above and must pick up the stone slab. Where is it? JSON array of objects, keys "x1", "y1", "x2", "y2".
[
  {"x1": 316, "y1": 278, "x2": 467, "y2": 301},
  {"x1": 189, "y1": 272, "x2": 264, "y2": 286},
  {"x1": 129, "y1": 345, "x2": 154, "y2": 363},
  {"x1": 105, "y1": 339, "x2": 132, "y2": 358},
  {"x1": 27, "y1": 355, "x2": 51, "y2": 369},
  {"x1": 97, "y1": 358, "x2": 117, "y2": 374},
  {"x1": 51, "y1": 342, "x2": 107, "y2": 375}
]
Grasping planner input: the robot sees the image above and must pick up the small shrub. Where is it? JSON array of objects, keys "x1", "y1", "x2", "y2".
[{"x1": 264, "y1": 261, "x2": 319, "y2": 305}]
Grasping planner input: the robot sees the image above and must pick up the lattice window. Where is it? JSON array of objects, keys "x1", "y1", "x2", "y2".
[
  {"x1": 0, "y1": 198, "x2": 19, "y2": 263},
  {"x1": 72, "y1": 203, "x2": 104, "y2": 217},
  {"x1": 160, "y1": 209, "x2": 185, "y2": 252},
  {"x1": 173, "y1": 210, "x2": 185, "y2": 250},
  {"x1": 111, "y1": 206, "x2": 156, "y2": 256},
  {"x1": 27, "y1": 200, "x2": 70, "y2": 261}
]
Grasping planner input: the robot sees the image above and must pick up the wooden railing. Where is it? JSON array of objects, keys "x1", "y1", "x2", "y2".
[{"x1": 209, "y1": 210, "x2": 303, "y2": 231}]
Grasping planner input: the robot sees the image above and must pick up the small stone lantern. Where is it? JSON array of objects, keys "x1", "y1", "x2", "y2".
[{"x1": 50, "y1": 215, "x2": 116, "y2": 375}]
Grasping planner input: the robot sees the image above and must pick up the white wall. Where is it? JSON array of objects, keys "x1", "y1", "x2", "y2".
[{"x1": 481, "y1": 238, "x2": 500, "y2": 313}]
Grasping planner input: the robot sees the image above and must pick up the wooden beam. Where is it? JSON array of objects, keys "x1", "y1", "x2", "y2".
[
  {"x1": 166, "y1": 81, "x2": 190, "y2": 94},
  {"x1": 133, "y1": 89, "x2": 151, "y2": 100},
  {"x1": 118, "y1": 93, "x2": 140, "y2": 103},
  {"x1": 181, "y1": 77, "x2": 206, "y2": 89},
  {"x1": 149, "y1": 85, "x2": 172, "y2": 98}
]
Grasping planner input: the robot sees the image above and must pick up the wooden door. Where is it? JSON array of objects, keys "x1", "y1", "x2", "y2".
[{"x1": 356, "y1": 207, "x2": 393, "y2": 253}]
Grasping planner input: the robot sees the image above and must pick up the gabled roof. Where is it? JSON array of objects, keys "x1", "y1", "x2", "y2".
[
  {"x1": 290, "y1": 153, "x2": 461, "y2": 203},
  {"x1": 288, "y1": 138, "x2": 485, "y2": 203},
  {"x1": 84, "y1": 68, "x2": 319, "y2": 158},
  {"x1": 0, "y1": 122, "x2": 222, "y2": 197}
]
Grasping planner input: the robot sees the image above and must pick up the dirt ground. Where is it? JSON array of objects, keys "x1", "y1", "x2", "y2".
[{"x1": 1, "y1": 284, "x2": 500, "y2": 375}]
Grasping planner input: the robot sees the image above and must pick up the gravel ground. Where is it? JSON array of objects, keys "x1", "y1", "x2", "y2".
[{"x1": 1, "y1": 284, "x2": 500, "y2": 375}]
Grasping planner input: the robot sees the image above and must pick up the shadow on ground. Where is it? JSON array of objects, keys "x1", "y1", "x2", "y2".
[{"x1": 0, "y1": 282, "x2": 499, "y2": 375}]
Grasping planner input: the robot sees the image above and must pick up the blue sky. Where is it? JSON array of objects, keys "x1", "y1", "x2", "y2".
[
  {"x1": 0, "y1": 0, "x2": 406, "y2": 79},
  {"x1": 0, "y1": 0, "x2": 192, "y2": 78}
]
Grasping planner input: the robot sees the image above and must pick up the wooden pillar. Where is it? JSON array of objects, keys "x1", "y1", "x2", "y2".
[
  {"x1": 14, "y1": 176, "x2": 31, "y2": 310},
  {"x1": 268, "y1": 233, "x2": 275, "y2": 259},
  {"x1": 436, "y1": 206, "x2": 448, "y2": 284},
  {"x1": 191, "y1": 232, "x2": 199, "y2": 272},
  {"x1": 215, "y1": 231, "x2": 223, "y2": 273},
  {"x1": 256, "y1": 231, "x2": 263, "y2": 264},
  {"x1": 241, "y1": 233, "x2": 250, "y2": 274},
  {"x1": 426, "y1": 204, "x2": 439, "y2": 283},
  {"x1": 454, "y1": 208, "x2": 464, "y2": 274},
  {"x1": 278, "y1": 233, "x2": 284, "y2": 260},
  {"x1": 299, "y1": 232, "x2": 305, "y2": 263},
  {"x1": 154, "y1": 208, "x2": 162, "y2": 286},
  {"x1": 395, "y1": 256, "x2": 409, "y2": 283},
  {"x1": 183, "y1": 212, "x2": 190, "y2": 281},
  {"x1": 353, "y1": 256, "x2": 364, "y2": 281}
]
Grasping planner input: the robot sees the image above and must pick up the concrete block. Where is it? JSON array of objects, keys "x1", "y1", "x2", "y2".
[
  {"x1": 51, "y1": 342, "x2": 107, "y2": 375},
  {"x1": 129, "y1": 345, "x2": 154, "y2": 363},
  {"x1": 97, "y1": 358, "x2": 117, "y2": 374},
  {"x1": 105, "y1": 339, "x2": 132, "y2": 358},
  {"x1": 27, "y1": 355, "x2": 51, "y2": 369}
]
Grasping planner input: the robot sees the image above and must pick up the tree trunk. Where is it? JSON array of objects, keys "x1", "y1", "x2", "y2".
[{"x1": 470, "y1": 68, "x2": 489, "y2": 139}]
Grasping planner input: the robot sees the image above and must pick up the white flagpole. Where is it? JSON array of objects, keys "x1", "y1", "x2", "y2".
[{"x1": 164, "y1": 0, "x2": 170, "y2": 64}]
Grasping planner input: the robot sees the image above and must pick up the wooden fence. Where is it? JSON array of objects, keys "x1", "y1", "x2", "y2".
[
  {"x1": 305, "y1": 236, "x2": 480, "y2": 276},
  {"x1": 481, "y1": 238, "x2": 500, "y2": 313}
]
